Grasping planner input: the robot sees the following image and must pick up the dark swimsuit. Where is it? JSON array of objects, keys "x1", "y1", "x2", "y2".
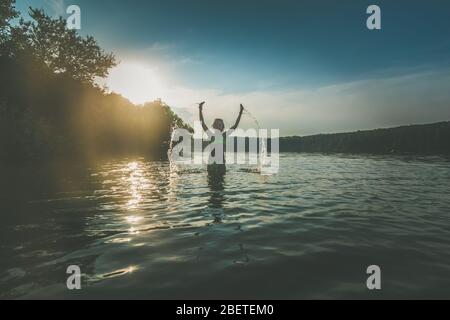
[{"x1": 206, "y1": 130, "x2": 232, "y2": 175}]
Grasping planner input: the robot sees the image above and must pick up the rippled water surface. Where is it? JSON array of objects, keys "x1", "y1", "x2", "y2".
[{"x1": 1, "y1": 153, "x2": 450, "y2": 299}]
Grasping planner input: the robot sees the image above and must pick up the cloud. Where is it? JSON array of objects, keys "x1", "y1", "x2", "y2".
[
  {"x1": 159, "y1": 70, "x2": 450, "y2": 136},
  {"x1": 106, "y1": 55, "x2": 450, "y2": 136}
]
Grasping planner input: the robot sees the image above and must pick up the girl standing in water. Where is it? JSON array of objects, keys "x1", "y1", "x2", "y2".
[{"x1": 199, "y1": 102, "x2": 244, "y2": 175}]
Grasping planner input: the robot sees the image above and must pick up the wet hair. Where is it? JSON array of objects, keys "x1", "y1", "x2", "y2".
[{"x1": 212, "y1": 119, "x2": 225, "y2": 131}]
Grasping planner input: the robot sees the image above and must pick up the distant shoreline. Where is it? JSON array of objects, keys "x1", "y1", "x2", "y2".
[{"x1": 279, "y1": 121, "x2": 450, "y2": 155}]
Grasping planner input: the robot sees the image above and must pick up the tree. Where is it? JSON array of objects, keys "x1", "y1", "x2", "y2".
[
  {"x1": 0, "y1": 0, "x2": 18, "y2": 37},
  {"x1": 19, "y1": 8, "x2": 117, "y2": 84},
  {"x1": 1, "y1": 4, "x2": 193, "y2": 163},
  {"x1": 0, "y1": 0, "x2": 19, "y2": 53}
]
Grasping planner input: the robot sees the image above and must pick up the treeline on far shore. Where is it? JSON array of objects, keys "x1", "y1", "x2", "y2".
[
  {"x1": 178, "y1": 121, "x2": 450, "y2": 156},
  {"x1": 279, "y1": 121, "x2": 450, "y2": 155}
]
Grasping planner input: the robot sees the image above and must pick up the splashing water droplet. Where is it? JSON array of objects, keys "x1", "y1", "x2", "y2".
[
  {"x1": 243, "y1": 108, "x2": 269, "y2": 175},
  {"x1": 168, "y1": 125, "x2": 178, "y2": 173}
]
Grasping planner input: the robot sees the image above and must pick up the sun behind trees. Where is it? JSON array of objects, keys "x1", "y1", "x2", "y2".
[{"x1": 0, "y1": 1, "x2": 191, "y2": 163}]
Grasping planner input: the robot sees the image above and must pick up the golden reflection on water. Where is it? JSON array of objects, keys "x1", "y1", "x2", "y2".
[
  {"x1": 98, "y1": 265, "x2": 138, "y2": 280},
  {"x1": 128, "y1": 226, "x2": 140, "y2": 235},
  {"x1": 119, "y1": 161, "x2": 149, "y2": 237},
  {"x1": 123, "y1": 161, "x2": 149, "y2": 210},
  {"x1": 125, "y1": 215, "x2": 143, "y2": 224},
  {"x1": 94, "y1": 160, "x2": 184, "y2": 240}
]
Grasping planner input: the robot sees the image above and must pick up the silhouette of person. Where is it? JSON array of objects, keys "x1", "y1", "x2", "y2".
[{"x1": 199, "y1": 101, "x2": 244, "y2": 177}]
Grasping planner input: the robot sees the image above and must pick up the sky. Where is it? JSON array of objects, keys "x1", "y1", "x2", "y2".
[{"x1": 15, "y1": 0, "x2": 450, "y2": 136}]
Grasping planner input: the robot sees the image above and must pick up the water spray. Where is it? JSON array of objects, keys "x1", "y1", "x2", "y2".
[{"x1": 241, "y1": 106, "x2": 269, "y2": 174}]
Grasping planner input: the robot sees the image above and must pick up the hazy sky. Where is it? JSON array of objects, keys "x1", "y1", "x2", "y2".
[{"x1": 16, "y1": 0, "x2": 450, "y2": 135}]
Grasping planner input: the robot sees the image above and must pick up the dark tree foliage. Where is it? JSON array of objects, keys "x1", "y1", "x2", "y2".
[
  {"x1": 0, "y1": 0, "x2": 18, "y2": 55},
  {"x1": 279, "y1": 122, "x2": 450, "y2": 155},
  {"x1": 0, "y1": 1, "x2": 192, "y2": 163},
  {"x1": 20, "y1": 8, "x2": 117, "y2": 84},
  {"x1": 0, "y1": 0, "x2": 18, "y2": 36}
]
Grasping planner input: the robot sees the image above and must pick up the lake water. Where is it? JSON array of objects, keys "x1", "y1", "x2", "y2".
[{"x1": 1, "y1": 153, "x2": 450, "y2": 299}]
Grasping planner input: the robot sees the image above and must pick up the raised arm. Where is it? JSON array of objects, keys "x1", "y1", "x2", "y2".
[
  {"x1": 199, "y1": 102, "x2": 209, "y2": 132},
  {"x1": 230, "y1": 104, "x2": 245, "y2": 130}
]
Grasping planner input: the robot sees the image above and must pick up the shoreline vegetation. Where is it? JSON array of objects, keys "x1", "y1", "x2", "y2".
[
  {"x1": 1, "y1": 2, "x2": 449, "y2": 165},
  {"x1": 190, "y1": 121, "x2": 450, "y2": 157},
  {"x1": 279, "y1": 121, "x2": 450, "y2": 156},
  {"x1": 0, "y1": 2, "x2": 191, "y2": 164}
]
